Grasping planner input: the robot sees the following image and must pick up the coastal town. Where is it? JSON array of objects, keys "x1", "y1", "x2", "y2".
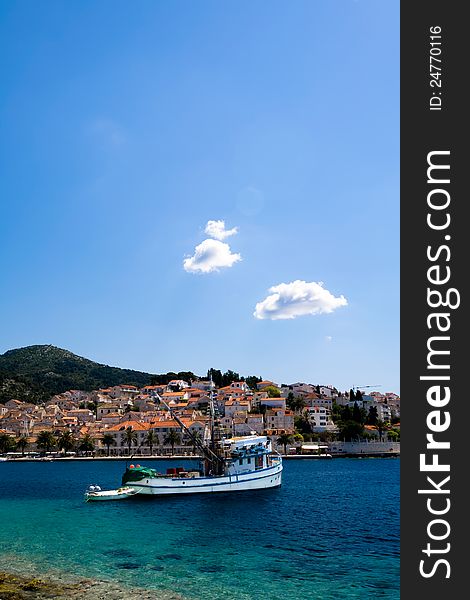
[{"x1": 0, "y1": 377, "x2": 400, "y2": 459}]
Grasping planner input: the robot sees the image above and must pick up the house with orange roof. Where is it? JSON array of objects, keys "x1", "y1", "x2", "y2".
[
  {"x1": 106, "y1": 420, "x2": 151, "y2": 455},
  {"x1": 224, "y1": 398, "x2": 251, "y2": 417},
  {"x1": 218, "y1": 386, "x2": 246, "y2": 401},
  {"x1": 186, "y1": 395, "x2": 211, "y2": 410},
  {"x1": 140, "y1": 384, "x2": 167, "y2": 397},
  {"x1": 100, "y1": 412, "x2": 123, "y2": 426},
  {"x1": 64, "y1": 408, "x2": 95, "y2": 423},
  {"x1": 260, "y1": 396, "x2": 286, "y2": 410},
  {"x1": 161, "y1": 390, "x2": 190, "y2": 403},
  {"x1": 97, "y1": 404, "x2": 124, "y2": 420}
]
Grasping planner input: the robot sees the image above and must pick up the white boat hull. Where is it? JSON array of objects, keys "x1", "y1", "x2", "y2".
[
  {"x1": 130, "y1": 463, "x2": 283, "y2": 496},
  {"x1": 85, "y1": 487, "x2": 137, "y2": 502}
]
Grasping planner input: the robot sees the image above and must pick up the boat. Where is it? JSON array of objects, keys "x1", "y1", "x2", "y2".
[
  {"x1": 84, "y1": 485, "x2": 138, "y2": 502},
  {"x1": 120, "y1": 384, "x2": 283, "y2": 496}
]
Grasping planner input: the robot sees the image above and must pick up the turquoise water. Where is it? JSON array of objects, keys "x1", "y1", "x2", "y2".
[{"x1": 0, "y1": 458, "x2": 399, "y2": 599}]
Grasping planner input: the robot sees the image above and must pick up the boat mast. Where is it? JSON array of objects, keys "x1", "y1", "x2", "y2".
[{"x1": 156, "y1": 392, "x2": 223, "y2": 472}]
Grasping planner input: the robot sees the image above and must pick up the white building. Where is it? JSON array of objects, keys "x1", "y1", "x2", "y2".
[{"x1": 306, "y1": 407, "x2": 336, "y2": 432}]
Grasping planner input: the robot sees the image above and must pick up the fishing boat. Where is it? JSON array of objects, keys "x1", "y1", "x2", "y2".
[
  {"x1": 121, "y1": 385, "x2": 283, "y2": 496},
  {"x1": 84, "y1": 485, "x2": 138, "y2": 502}
]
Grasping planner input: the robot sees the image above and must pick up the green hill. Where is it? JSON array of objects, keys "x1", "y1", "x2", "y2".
[{"x1": 0, "y1": 345, "x2": 195, "y2": 404}]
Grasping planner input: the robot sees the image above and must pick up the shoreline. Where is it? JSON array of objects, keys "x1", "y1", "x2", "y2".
[
  {"x1": 0, "y1": 562, "x2": 185, "y2": 600},
  {"x1": 2, "y1": 453, "x2": 400, "y2": 462}
]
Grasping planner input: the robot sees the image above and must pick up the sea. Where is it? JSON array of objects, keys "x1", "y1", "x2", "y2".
[{"x1": 0, "y1": 458, "x2": 399, "y2": 599}]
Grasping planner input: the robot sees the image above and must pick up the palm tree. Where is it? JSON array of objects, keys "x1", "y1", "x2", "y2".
[
  {"x1": 145, "y1": 430, "x2": 158, "y2": 456},
  {"x1": 376, "y1": 420, "x2": 386, "y2": 442},
  {"x1": 163, "y1": 430, "x2": 181, "y2": 455},
  {"x1": 16, "y1": 436, "x2": 29, "y2": 456},
  {"x1": 36, "y1": 431, "x2": 57, "y2": 455},
  {"x1": 276, "y1": 432, "x2": 294, "y2": 454},
  {"x1": 0, "y1": 433, "x2": 15, "y2": 454},
  {"x1": 78, "y1": 434, "x2": 95, "y2": 456},
  {"x1": 57, "y1": 431, "x2": 75, "y2": 455},
  {"x1": 287, "y1": 394, "x2": 307, "y2": 414},
  {"x1": 191, "y1": 431, "x2": 202, "y2": 456},
  {"x1": 102, "y1": 433, "x2": 116, "y2": 457},
  {"x1": 124, "y1": 427, "x2": 138, "y2": 455}
]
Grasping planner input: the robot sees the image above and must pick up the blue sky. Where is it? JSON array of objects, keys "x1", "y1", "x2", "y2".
[{"x1": 0, "y1": 1, "x2": 399, "y2": 393}]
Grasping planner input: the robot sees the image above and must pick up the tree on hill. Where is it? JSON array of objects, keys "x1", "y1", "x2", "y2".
[
  {"x1": 245, "y1": 375, "x2": 262, "y2": 390},
  {"x1": 367, "y1": 405, "x2": 378, "y2": 425},
  {"x1": 176, "y1": 371, "x2": 197, "y2": 384},
  {"x1": 264, "y1": 386, "x2": 281, "y2": 398},
  {"x1": 352, "y1": 401, "x2": 364, "y2": 424},
  {"x1": 221, "y1": 370, "x2": 240, "y2": 387},
  {"x1": 287, "y1": 393, "x2": 306, "y2": 413},
  {"x1": 207, "y1": 368, "x2": 223, "y2": 387},
  {"x1": 0, "y1": 345, "x2": 159, "y2": 404}
]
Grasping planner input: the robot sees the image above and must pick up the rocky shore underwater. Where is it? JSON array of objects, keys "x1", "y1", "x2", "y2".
[{"x1": 0, "y1": 568, "x2": 184, "y2": 600}]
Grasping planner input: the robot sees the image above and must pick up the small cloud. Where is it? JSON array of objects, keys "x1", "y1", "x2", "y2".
[
  {"x1": 254, "y1": 280, "x2": 348, "y2": 320},
  {"x1": 325, "y1": 336, "x2": 333, "y2": 342},
  {"x1": 205, "y1": 220, "x2": 238, "y2": 241},
  {"x1": 183, "y1": 239, "x2": 242, "y2": 274}
]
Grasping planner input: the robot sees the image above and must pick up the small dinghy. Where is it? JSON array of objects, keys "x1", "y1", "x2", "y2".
[{"x1": 84, "y1": 485, "x2": 138, "y2": 502}]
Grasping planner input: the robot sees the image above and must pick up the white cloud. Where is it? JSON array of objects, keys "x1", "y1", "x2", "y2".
[
  {"x1": 204, "y1": 220, "x2": 238, "y2": 241},
  {"x1": 183, "y1": 239, "x2": 242, "y2": 274},
  {"x1": 325, "y1": 336, "x2": 333, "y2": 342},
  {"x1": 253, "y1": 280, "x2": 348, "y2": 320}
]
